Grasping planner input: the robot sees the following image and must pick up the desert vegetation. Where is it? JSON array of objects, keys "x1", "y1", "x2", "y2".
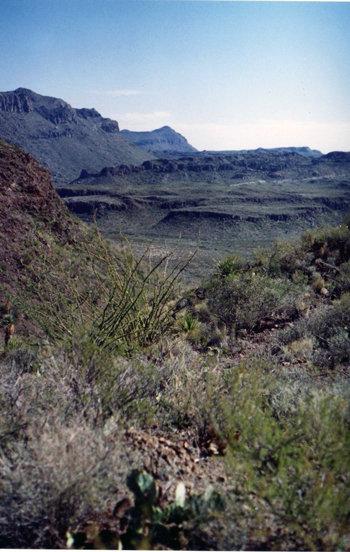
[{"x1": 1, "y1": 214, "x2": 350, "y2": 550}]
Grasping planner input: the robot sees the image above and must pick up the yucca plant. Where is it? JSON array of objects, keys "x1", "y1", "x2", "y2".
[
  {"x1": 174, "y1": 313, "x2": 202, "y2": 345},
  {"x1": 215, "y1": 254, "x2": 244, "y2": 279}
]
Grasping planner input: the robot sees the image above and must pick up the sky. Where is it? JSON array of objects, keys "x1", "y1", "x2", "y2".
[{"x1": 1, "y1": 0, "x2": 350, "y2": 153}]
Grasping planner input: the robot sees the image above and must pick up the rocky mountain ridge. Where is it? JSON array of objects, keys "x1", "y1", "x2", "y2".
[
  {"x1": 0, "y1": 88, "x2": 154, "y2": 186},
  {"x1": 68, "y1": 149, "x2": 350, "y2": 182}
]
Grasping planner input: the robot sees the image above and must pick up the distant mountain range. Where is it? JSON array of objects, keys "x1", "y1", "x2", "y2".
[
  {"x1": 121, "y1": 126, "x2": 197, "y2": 156},
  {"x1": 0, "y1": 88, "x2": 154, "y2": 186},
  {"x1": 0, "y1": 87, "x2": 336, "y2": 191}
]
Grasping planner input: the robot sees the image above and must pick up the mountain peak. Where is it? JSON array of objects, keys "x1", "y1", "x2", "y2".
[{"x1": 120, "y1": 126, "x2": 197, "y2": 155}]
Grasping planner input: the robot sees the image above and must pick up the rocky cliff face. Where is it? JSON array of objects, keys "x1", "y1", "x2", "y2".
[
  {"x1": 121, "y1": 126, "x2": 197, "y2": 156},
  {"x1": 0, "y1": 88, "x2": 154, "y2": 186},
  {"x1": 0, "y1": 89, "x2": 34, "y2": 113}
]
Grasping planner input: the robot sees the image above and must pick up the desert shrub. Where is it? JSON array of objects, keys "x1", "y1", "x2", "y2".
[
  {"x1": 222, "y1": 363, "x2": 350, "y2": 551},
  {"x1": 312, "y1": 275, "x2": 325, "y2": 291},
  {"x1": 254, "y1": 238, "x2": 307, "y2": 278},
  {"x1": 206, "y1": 272, "x2": 299, "y2": 333},
  {"x1": 0, "y1": 348, "x2": 145, "y2": 548},
  {"x1": 303, "y1": 224, "x2": 350, "y2": 265},
  {"x1": 90, "y1": 353, "x2": 162, "y2": 424},
  {"x1": 308, "y1": 301, "x2": 350, "y2": 368},
  {"x1": 336, "y1": 261, "x2": 350, "y2": 293},
  {"x1": 280, "y1": 336, "x2": 315, "y2": 364},
  {"x1": 215, "y1": 254, "x2": 245, "y2": 278},
  {"x1": 149, "y1": 340, "x2": 227, "y2": 440},
  {"x1": 251, "y1": 224, "x2": 350, "y2": 298},
  {"x1": 0, "y1": 422, "x2": 128, "y2": 548},
  {"x1": 174, "y1": 313, "x2": 203, "y2": 345}
]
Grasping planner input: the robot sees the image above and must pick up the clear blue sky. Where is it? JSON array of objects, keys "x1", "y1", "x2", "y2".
[{"x1": 1, "y1": 0, "x2": 350, "y2": 153}]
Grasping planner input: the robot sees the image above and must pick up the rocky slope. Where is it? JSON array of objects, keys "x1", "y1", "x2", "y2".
[
  {"x1": 121, "y1": 126, "x2": 197, "y2": 156},
  {"x1": 0, "y1": 88, "x2": 154, "y2": 186},
  {"x1": 0, "y1": 140, "x2": 82, "y2": 308}
]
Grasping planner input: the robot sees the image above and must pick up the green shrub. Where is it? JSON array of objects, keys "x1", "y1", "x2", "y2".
[
  {"x1": 174, "y1": 313, "x2": 203, "y2": 344},
  {"x1": 254, "y1": 238, "x2": 306, "y2": 278},
  {"x1": 206, "y1": 272, "x2": 298, "y2": 333},
  {"x1": 215, "y1": 254, "x2": 245, "y2": 278},
  {"x1": 223, "y1": 363, "x2": 350, "y2": 550}
]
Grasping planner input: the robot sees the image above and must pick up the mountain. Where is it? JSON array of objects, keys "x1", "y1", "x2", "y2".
[
  {"x1": 0, "y1": 88, "x2": 154, "y2": 186},
  {"x1": 120, "y1": 126, "x2": 197, "y2": 156}
]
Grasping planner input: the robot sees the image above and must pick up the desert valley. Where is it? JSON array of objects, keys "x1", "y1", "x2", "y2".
[{"x1": 1, "y1": 87, "x2": 350, "y2": 550}]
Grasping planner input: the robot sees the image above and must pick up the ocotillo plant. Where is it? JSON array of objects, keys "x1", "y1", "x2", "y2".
[{"x1": 1, "y1": 225, "x2": 197, "y2": 353}]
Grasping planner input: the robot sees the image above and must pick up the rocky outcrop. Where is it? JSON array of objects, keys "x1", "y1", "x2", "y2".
[
  {"x1": 0, "y1": 141, "x2": 79, "y2": 287},
  {"x1": 0, "y1": 140, "x2": 68, "y2": 219},
  {"x1": 0, "y1": 89, "x2": 33, "y2": 113}
]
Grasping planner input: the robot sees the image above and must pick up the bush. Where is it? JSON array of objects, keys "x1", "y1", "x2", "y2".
[
  {"x1": 206, "y1": 271, "x2": 299, "y2": 333},
  {"x1": 279, "y1": 294, "x2": 350, "y2": 369},
  {"x1": 173, "y1": 313, "x2": 203, "y2": 345},
  {"x1": 222, "y1": 363, "x2": 350, "y2": 551},
  {"x1": 254, "y1": 238, "x2": 307, "y2": 278},
  {"x1": 215, "y1": 254, "x2": 245, "y2": 278}
]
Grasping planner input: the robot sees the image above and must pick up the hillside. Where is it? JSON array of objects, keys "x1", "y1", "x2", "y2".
[
  {"x1": 0, "y1": 140, "x2": 91, "y2": 339},
  {"x1": 0, "y1": 88, "x2": 155, "y2": 186},
  {"x1": 0, "y1": 140, "x2": 77, "y2": 287},
  {"x1": 121, "y1": 125, "x2": 197, "y2": 156}
]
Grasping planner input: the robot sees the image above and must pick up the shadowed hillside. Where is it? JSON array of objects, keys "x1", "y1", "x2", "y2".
[{"x1": 0, "y1": 140, "x2": 78, "y2": 288}]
